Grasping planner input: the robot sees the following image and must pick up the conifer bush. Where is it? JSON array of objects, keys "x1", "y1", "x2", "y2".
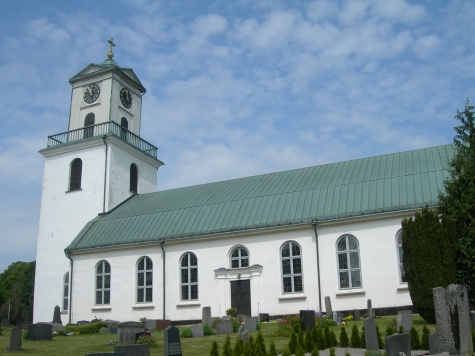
[
  {"x1": 298, "y1": 328, "x2": 305, "y2": 349},
  {"x1": 295, "y1": 346, "x2": 306, "y2": 356},
  {"x1": 410, "y1": 327, "x2": 421, "y2": 349},
  {"x1": 282, "y1": 347, "x2": 291, "y2": 356},
  {"x1": 421, "y1": 325, "x2": 429, "y2": 350},
  {"x1": 268, "y1": 340, "x2": 277, "y2": 356},
  {"x1": 222, "y1": 334, "x2": 232, "y2": 356},
  {"x1": 233, "y1": 337, "x2": 243, "y2": 356},
  {"x1": 376, "y1": 325, "x2": 383, "y2": 349},
  {"x1": 317, "y1": 327, "x2": 325, "y2": 350},
  {"x1": 329, "y1": 346, "x2": 336, "y2": 356},
  {"x1": 330, "y1": 330, "x2": 338, "y2": 347},
  {"x1": 311, "y1": 346, "x2": 320, "y2": 356},
  {"x1": 324, "y1": 325, "x2": 331, "y2": 349},
  {"x1": 340, "y1": 326, "x2": 349, "y2": 347},
  {"x1": 210, "y1": 341, "x2": 220, "y2": 356},
  {"x1": 289, "y1": 330, "x2": 298, "y2": 354},
  {"x1": 350, "y1": 324, "x2": 360, "y2": 348},
  {"x1": 360, "y1": 329, "x2": 366, "y2": 348}
]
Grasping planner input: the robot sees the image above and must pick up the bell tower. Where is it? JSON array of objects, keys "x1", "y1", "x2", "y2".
[{"x1": 33, "y1": 40, "x2": 164, "y2": 323}]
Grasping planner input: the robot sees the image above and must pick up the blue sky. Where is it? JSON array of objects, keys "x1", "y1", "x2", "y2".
[{"x1": 0, "y1": 0, "x2": 474, "y2": 273}]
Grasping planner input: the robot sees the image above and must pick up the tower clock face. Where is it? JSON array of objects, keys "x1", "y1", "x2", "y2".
[
  {"x1": 120, "y1": 87, "x2": 132, "y2": 109},
  {"x1": 83, "y1": 83, "x2": 100, "y2": 104}
]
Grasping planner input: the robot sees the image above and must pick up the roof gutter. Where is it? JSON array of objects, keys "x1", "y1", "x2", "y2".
[{"x1": 311, "y1": 220, "x2": 322, "y2": 313}]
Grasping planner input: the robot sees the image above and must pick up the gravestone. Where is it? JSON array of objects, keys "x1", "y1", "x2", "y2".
[
  {"x1": 135, "y1": 331, "x2": 151, "y2": 342},
  {"x1": 300, "y1": 310, "x2": 315, "y2": 331},
  {"x1": 144, "y1": 319, "x2": 156, "y2": 331},
  {"x1": 78, "y1": 320, "x2": 91, "y2": 326},
  {"x1": 433, "y1": 284, "x2": 473, "y2": 355},
  {"x1": 85, "y1": 354, "x2": 125, "y2": 356},
  {"x1": 221, "y1": 316, "x2": 231, "y2": 321},
  {"x1": 28, "y1": 323, "x2": 53, "y2": 340},
  {"x1": 117, "y1": 322, "x2": 144, "y2": 345},
  {"x1": 244, "y1": 316, "x2": 257, "y2": 332},
  {"x1": 39, "y1": 321, "x2": 65, "y2": 333},
  {"x1": 52, "y1": 305, "x2": 62, "y2": 324},
  {"x1": 8, "y1": 326, "x2": 22, "y2": 351},
  {"x1": 108, "y1": 320, "x2": 119, "y2": 334},
  {"x1": 202, "y1": 306, "x2": 211, "y2": 326},
  {"x1": 2, "y1": 318, "x2": 9, "y2": 327},
  {"x1": 237, "y1": 324, "x2": 248, "y2": 342},
  {"x1": 397, "y1": 310, "x2": 413, "y2": 332},
  {"x1": 433, "y1": 287, "x2": 450, "y2": 352},
  {"x1": 191, "y1": 325, "x2": 204, "y2": 337},
  {"x1": 258, "y1": 313, "x2": 269, "y2": 323},
  {"x1": 237, "y1": 314, "x2": 247, "y2": 324},
  {"x1": 367, "y1": 299, "x2": 373, "y2": 318},
  {"x1": 207, "y1": 317, "x2": 218, "y2": 327},
  {"x1": 385, "y1": 332, "x2": 410, "y2": 356},
  {"x1": 164, "y1": 326, "x2": 182, "y2": 356},
  {"x1": 471, "y1": 311, "x2": 475, "y2": 329},
  {"x1": 114, "y1": 344, "x2": 150, "y2": 356},
  {"x1": 429, "y1": 333, "x2": 439, "y2": 355},
  {"x1": 364, "y1": 317, "x2": 379, "y2": 351},
  {"x1": 353, "y1": 310, "x2": 360, "y2": 321},
  {"x1": 216, "y1": 320, "x2": 233, "y2": 334},
  {"x1": 325, "y1": 296, "x2": 333, "y2": 317}
]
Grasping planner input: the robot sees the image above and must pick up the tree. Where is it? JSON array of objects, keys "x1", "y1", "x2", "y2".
[
  {"x1": 401, "y1": 206, "x2": 456, "y2": 323},
  {"x1": 439, "y1": 100, "x2": 475, "y2": 299}
]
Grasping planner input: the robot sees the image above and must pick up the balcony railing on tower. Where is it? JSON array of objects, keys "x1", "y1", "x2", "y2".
[{"x1": 46, "y1": 121, "x2": 158, "y2": 159}]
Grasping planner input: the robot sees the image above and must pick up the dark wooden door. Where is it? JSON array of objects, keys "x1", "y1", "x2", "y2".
[{"x1": 230, "y1": 279, "x2": 251, "y2": 316}]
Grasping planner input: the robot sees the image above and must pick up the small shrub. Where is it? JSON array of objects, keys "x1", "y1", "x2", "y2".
[
  {"x1": 203, "y1": 325, "x2": 214, "y2": 336},
  {"x1": 316, "y1": 327, "x2": 325, "y2": 350},
  {"x1": 22, "y1": 330, "x2": 28, "y2": 340},
  {"x1": 232, "y1": 319, "x2": 240, "y2": 332},
  {"x1": 136, "y1": 334, "x2": 158, "y2": 347},
  {"x1": 243, "y1": 340, "x2": 252, "y2": 355},
  {"x1": 350, "y1": 324, "x2": 360, "y2": 348},
  {"x1": 329, "y1": 346, "x2": 336, "y2": 356},
  {"x1": 387, "y1": 318, "x2": 397, "y2": 334},
  {"x1": 66, "y1": 322, "x2": 108, "y2": 334},
  {"x1": 311, "y1": 346, "x2": 320, "y2": 356},
  {"x1": 282, "y1": 347, "x2": 291, "y2": 356},
  {"x1": 298, "y1": 328, "x2": 305, "y2": 349},
  {"x1": 345, "y1": 351, "x2": 351, "y2": 356},
  {"x1": 330, "y1": 330, "x2": 338, "y2": 347},
  {"x1": 213, "y1": 318, "x2": 222, "y2": 328},
  {"x1": 233, "y1": 337, "x2": 243, "y2": 356},
  {"x1": 324, "y1": 325, "x2": 331, "y2": 348},
  {"x1": 275, "y1": 317, "x2": 294, "y2": 337},
  {"x1": 421, "y1": 325, "x2": 430, "y2": 350},
  {"x1": 316, "y1": 315, "x2": 337, "y2": 328},
  {"x1": 410, "y1": 326, "x2": 421, "y2": 349},
  {"x1": 376, "y1": 325, "x2": 383, "y2": 349},
  {"x1": 99, "y1": 327, "x2": 110, "y2": 334},
  {"x1": 210, "y1": 341, "x2": 220, "y2": 356},
  {"x1": 360, "y1": 329, "x2": 366, "y2": 348},
  {"x1": 255, "y1": 330, "x2": 266, "y2": 356},
  {"x1": 223, "y1": 334, "x2": 232, "y2": 356},
  {"x1": 398, "y1": 326, "x2": 403, "y2": 334},
  {"x1": 289, "y1": 330, "x2": 298, "y2": 354},
  {"x1": 269, "y1": 340, "x2": 277, "y2": 356},
  {"x1": 385, "y1": 326, "x2": 393, "y2": 337},
  {"x1": 181, "y1": 328, "x2": 193, "y2": 338},
  {"x1": 295, "y1": 345, "x2": 305, "y2": 356},
  {"x1": 305, "y1": 328, "x2": 315, "y2": 352},
  {"x1": 340, "y1": 326, "x2": 349, "y2": 347},
  {"x1": 226, "y1": 308, "x2": 237, "y2": 316}
]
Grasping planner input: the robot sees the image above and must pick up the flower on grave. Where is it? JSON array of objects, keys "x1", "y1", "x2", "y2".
[
  {"x1": 345, "y1": 314, "x2": 354, "y2": 321},
  {"x1": 75, "y1": 332, "x2": 80, "y2": 335},
  {"x1": 341, "y1": 320, "x2": 348, "y2": 326}
]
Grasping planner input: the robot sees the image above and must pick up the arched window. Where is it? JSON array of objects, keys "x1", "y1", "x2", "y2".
[
  {"x1": 230, "y1": 247, "x2": 249, "y2": 268},
  {"x1": 63, "y1": 273, "x2": 69, "y2": 311},
  {"x1": 337, "y1": 235, "x2": 362, "y2": 289},
  {"x1": 396, "y1": 230, "x2": 406, "y2": 283},
  {"x1": 281, "y1": 241, "x2": 303, "y2": 293},
  {"x1": 181, "y1": 253, "x2": 198, "y2": 301},
  {"x1": 130, "y1": 164, "x2": 138, "y2": 193},
  {"x1": 84, "y1": 113, "x2": 95, "y2": 138},
  {"x1": 120, "y1": 117, "x2": 128, "y2": 141},
  {"x1": 96, "y1": 261, "x2": 111, "y2": 305},
  {"x1": 69, "y1": 158, "x2": 82, "y2": 191},
  {"x1": 137, "y1": 257, "x2": 153, "y2": 303}
]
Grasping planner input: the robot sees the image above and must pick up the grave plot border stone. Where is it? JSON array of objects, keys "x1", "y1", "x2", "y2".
[
  {"x1": 397, "y1": 310, "x2": 413, "y2": 332},
  {"x1": 114, "y1": 344, "x2": 150, "y2": 356}
]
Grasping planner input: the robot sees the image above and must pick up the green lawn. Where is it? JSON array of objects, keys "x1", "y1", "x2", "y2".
[{"x1": 0, "y1": 316, "x2": 435, "y2": 355}]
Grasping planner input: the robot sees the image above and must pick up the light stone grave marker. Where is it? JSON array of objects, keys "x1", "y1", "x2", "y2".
[
  {"x1": 191, "y1": 325, "x2": 204, "y2": 337},
  {"x1": 397, "y1": 310, "x2": 413, "y2": 332},
  {"x1": 364, "y1": 317, "x2": 379, "y2": 351},
  {"x1": 428, "y1": 333, "x2": 439, "y2": 355},
  {"x1": 202, "y1": 306, "x2": 211, "y2": 326},
  {"x1": 117, "y1": 322, "x2": 144, "y2": 345},
  {"x1": 244, "y1": 316, "x2": 257, "y2": 332},
  {"x1": 216, "y1": 320, "x2": 233, "y2": 334},
  {"x1": 325, "y1": 296, "x2": 332, "y2": 317}
]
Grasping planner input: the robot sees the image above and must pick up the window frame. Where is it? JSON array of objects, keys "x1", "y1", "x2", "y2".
[
  {"x1": 229, "y1": 246, "x2": 249, "y2": 269},
  {"x1": 336, "y1": 234, "x2": 362, "y2": 290},
  {"x1": 180, "y1": 252, "x2": 198, "y2": 301},
  {"x1": 95, "y1": 260, "x2": 111, "y2": 305},
  {"x1": 63, "y1": 272, "x2": 69, "y2": 311},
  {"x1": 136, "y1": 256, "x2": 153, "y2": 303},
  {"x1": 84, "y1": 113, "x2": 95, "y2": 138},
  {"x1": 396, "y1": 230, "x2": 407, "y2": 284},
  {"x1": 280, "y1": 241, "x2": 304, "y2": 294},
  {"x1": 69, "y1": 158, "x2": 82, "y2": 191}
]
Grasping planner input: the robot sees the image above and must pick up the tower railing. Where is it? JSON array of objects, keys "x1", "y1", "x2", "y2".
[{"x1": 46, "y1": 121, "x2": 158, "y2": 158}]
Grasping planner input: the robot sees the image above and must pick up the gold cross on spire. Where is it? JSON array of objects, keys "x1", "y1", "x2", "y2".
[{"x1": 107, "y1": 38, "x2": 115, "y2": 59}]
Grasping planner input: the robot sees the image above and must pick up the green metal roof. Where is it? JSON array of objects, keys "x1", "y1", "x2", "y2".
[{"x1": 65, "y1": 144, "x2": 455, "y2": 253}]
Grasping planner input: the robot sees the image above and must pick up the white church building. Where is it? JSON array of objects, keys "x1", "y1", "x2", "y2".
[{"x1": 33, "y1": 45, "x2": 455, "y2": 324}]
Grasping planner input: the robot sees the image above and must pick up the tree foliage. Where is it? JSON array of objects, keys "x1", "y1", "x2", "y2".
[
  {"x1": 0, "y1": 261, "x2": 36, "y2": 324},
  {"x1": 401, "y1": 206, "x2": 456, "y2": 323},
  {"x1": 439, "y1": 100, "x2": 475, "y2": 299}
]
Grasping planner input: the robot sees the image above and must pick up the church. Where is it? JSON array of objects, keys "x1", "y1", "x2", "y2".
[{"x1": 33, "y1": 42, "x2": 454, "y2": 325}]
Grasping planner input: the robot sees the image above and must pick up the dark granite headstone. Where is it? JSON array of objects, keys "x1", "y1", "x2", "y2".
[
  {"x1": 237, "y1": 324, "x2": 248, "y2": 342},
  {"x1": 237, "y1": 314, "x2": 248, "y2": 324},
  {"x1": 28, "y1": 323, "x2": 53, "y2": 340},
  {"x1": 164, "y1": 326, "x2": 182, "y2": 356},
  {"x1": 258, "y1": 313, "x2": 269, "y2": 323},
  {"x1": 2, "y1": 318, "x2": 9, "y2": 327},
  {"x1": 8, "y1": 326, "x2": 22, "y2": 351},
  {"x1": 114, "y1": 344, "x2": 150, "y2": 356},
  {"x1": 471, "y1": 311, "x2": 475, "y2": 329},
  {"x1": 215, "y1": 320, "x2": 233, "y2": 334},
  {"x1": 191, "y1": 325, "x2": 204, "y2": 337},
  {"x1": 300, "y1": 310, "x2": 315, "y2": 331},
  {"x1": 385, "y1": 332, "x2": 410, "y2": 356},
  {"x1": 78, "y1": 320, "x2": 91, "y2": 326},
  {"x1": 52, "y1": 305, "x2": 62, "y2": 324},
  {"x1": 202, "y1": 306, "x2": 211, "y2": 326},
  {"x1": 117, "y1": 322, "x2": 144, "y2": 345},
  {"x1": 353, "y1": 310, "x2": 360, "y2": 321},
  {"x1": 364, "y1": 317, "x2": 379, "y2": 351},
  {"x1": 429, "y1": 333, "x2": 439, "y2": 355},
  {"x1": 244, "y1": 316, "x2": 257, "y2": 332}
]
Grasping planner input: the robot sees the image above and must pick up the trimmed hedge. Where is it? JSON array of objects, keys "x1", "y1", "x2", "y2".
[{"x1": 65, "y1": 322, "x2": 109, "y2": 334}]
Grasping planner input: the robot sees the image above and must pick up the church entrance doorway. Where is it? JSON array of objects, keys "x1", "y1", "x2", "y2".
[{"x1": 230, "y1": 279, "x2": 251, "y2": 316}]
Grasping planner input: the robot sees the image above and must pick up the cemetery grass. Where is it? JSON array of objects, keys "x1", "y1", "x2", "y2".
[{"x1": 0, "y1": 316, "x2": 435, "y2": 355}]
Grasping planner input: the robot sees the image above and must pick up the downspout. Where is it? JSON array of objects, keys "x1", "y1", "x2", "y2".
[
  {"x1": 102, "y1": 136, "x2": 108, "y2": 214},
  {"x1": 312, "y1": 220, "x2": 322, "y2": 313},
  {"x1": 160, "y1": 239, "x2": 166, "y2": 320},
  {"x1": 66, "y1": 253, "x2": 73, "y2": 325}
]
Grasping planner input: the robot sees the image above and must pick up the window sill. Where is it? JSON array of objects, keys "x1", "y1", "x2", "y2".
[
  {"x1": 336, "y1": 290, "x2": 366, "y2": 297},
  {"x1": 132, "y1": 304, "x2": 155, "y2": 310},
  {"x1": 66, "y1": 189, "x2": 82, "y2": 193},
  {"x1": 91, "y1": 306, "x2": 111, "y2": 311},
  {"x1": 278, "y1": 294, "x2": 307, "y2": 301},
  {"x1": 176, "y1": 302, "x2": 201, "y2": 308},
  {"x1": 397, "y1": 286, "x2": 409, "y2": 291}
]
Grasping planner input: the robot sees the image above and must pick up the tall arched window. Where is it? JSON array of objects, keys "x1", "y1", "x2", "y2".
[
  {"x1": 96, "y1": 261, "x2": 111, "y2": 305},
  {"x1": 130, "y1": 164, "x2": 138, "y2": 193},
  {"x1": 281, "y1": 241, "x2": 303, "y2": 293},
  {"x1": 84, "y1": 113, "x2": 95, "y2": 138},
  {"x1": 337, "y1": 235, "x2": 362, "y2": 289},
  {"x1": 63, "y1": 273, "x2": 69, "y2": 311},
  {"x1": 120, "y1": 117, "x2": 128, "y2": 141},
  {"x1": 69, "y1": 158, "x2": 82, "y2": 191},
  {"x1": 230, "y1": 247, "x2": 249, "y2": 268},
  {"x1": 181, "y1": 253, "x2": 198, "y2": 301},
  {"x1": 137, "y1": 257, "x2": 153, "y2": 303},
  {"x1": 396, "y1": 230, "x2": 406, "y2": 283}
]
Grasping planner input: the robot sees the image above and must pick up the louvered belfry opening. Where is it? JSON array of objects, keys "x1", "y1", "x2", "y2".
[
  {"x1": 83, "y1": 113, "x2": 95, "y2": 138},
  {"x1": 130, "y1": 164, "x2": 138, "y2": 193},
  {"x1": 120, "y1": 117, "x2": 128, "y2": 141},
  {"x1": 70, "y1": 158, "x2": 82, "y2": 190}
]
